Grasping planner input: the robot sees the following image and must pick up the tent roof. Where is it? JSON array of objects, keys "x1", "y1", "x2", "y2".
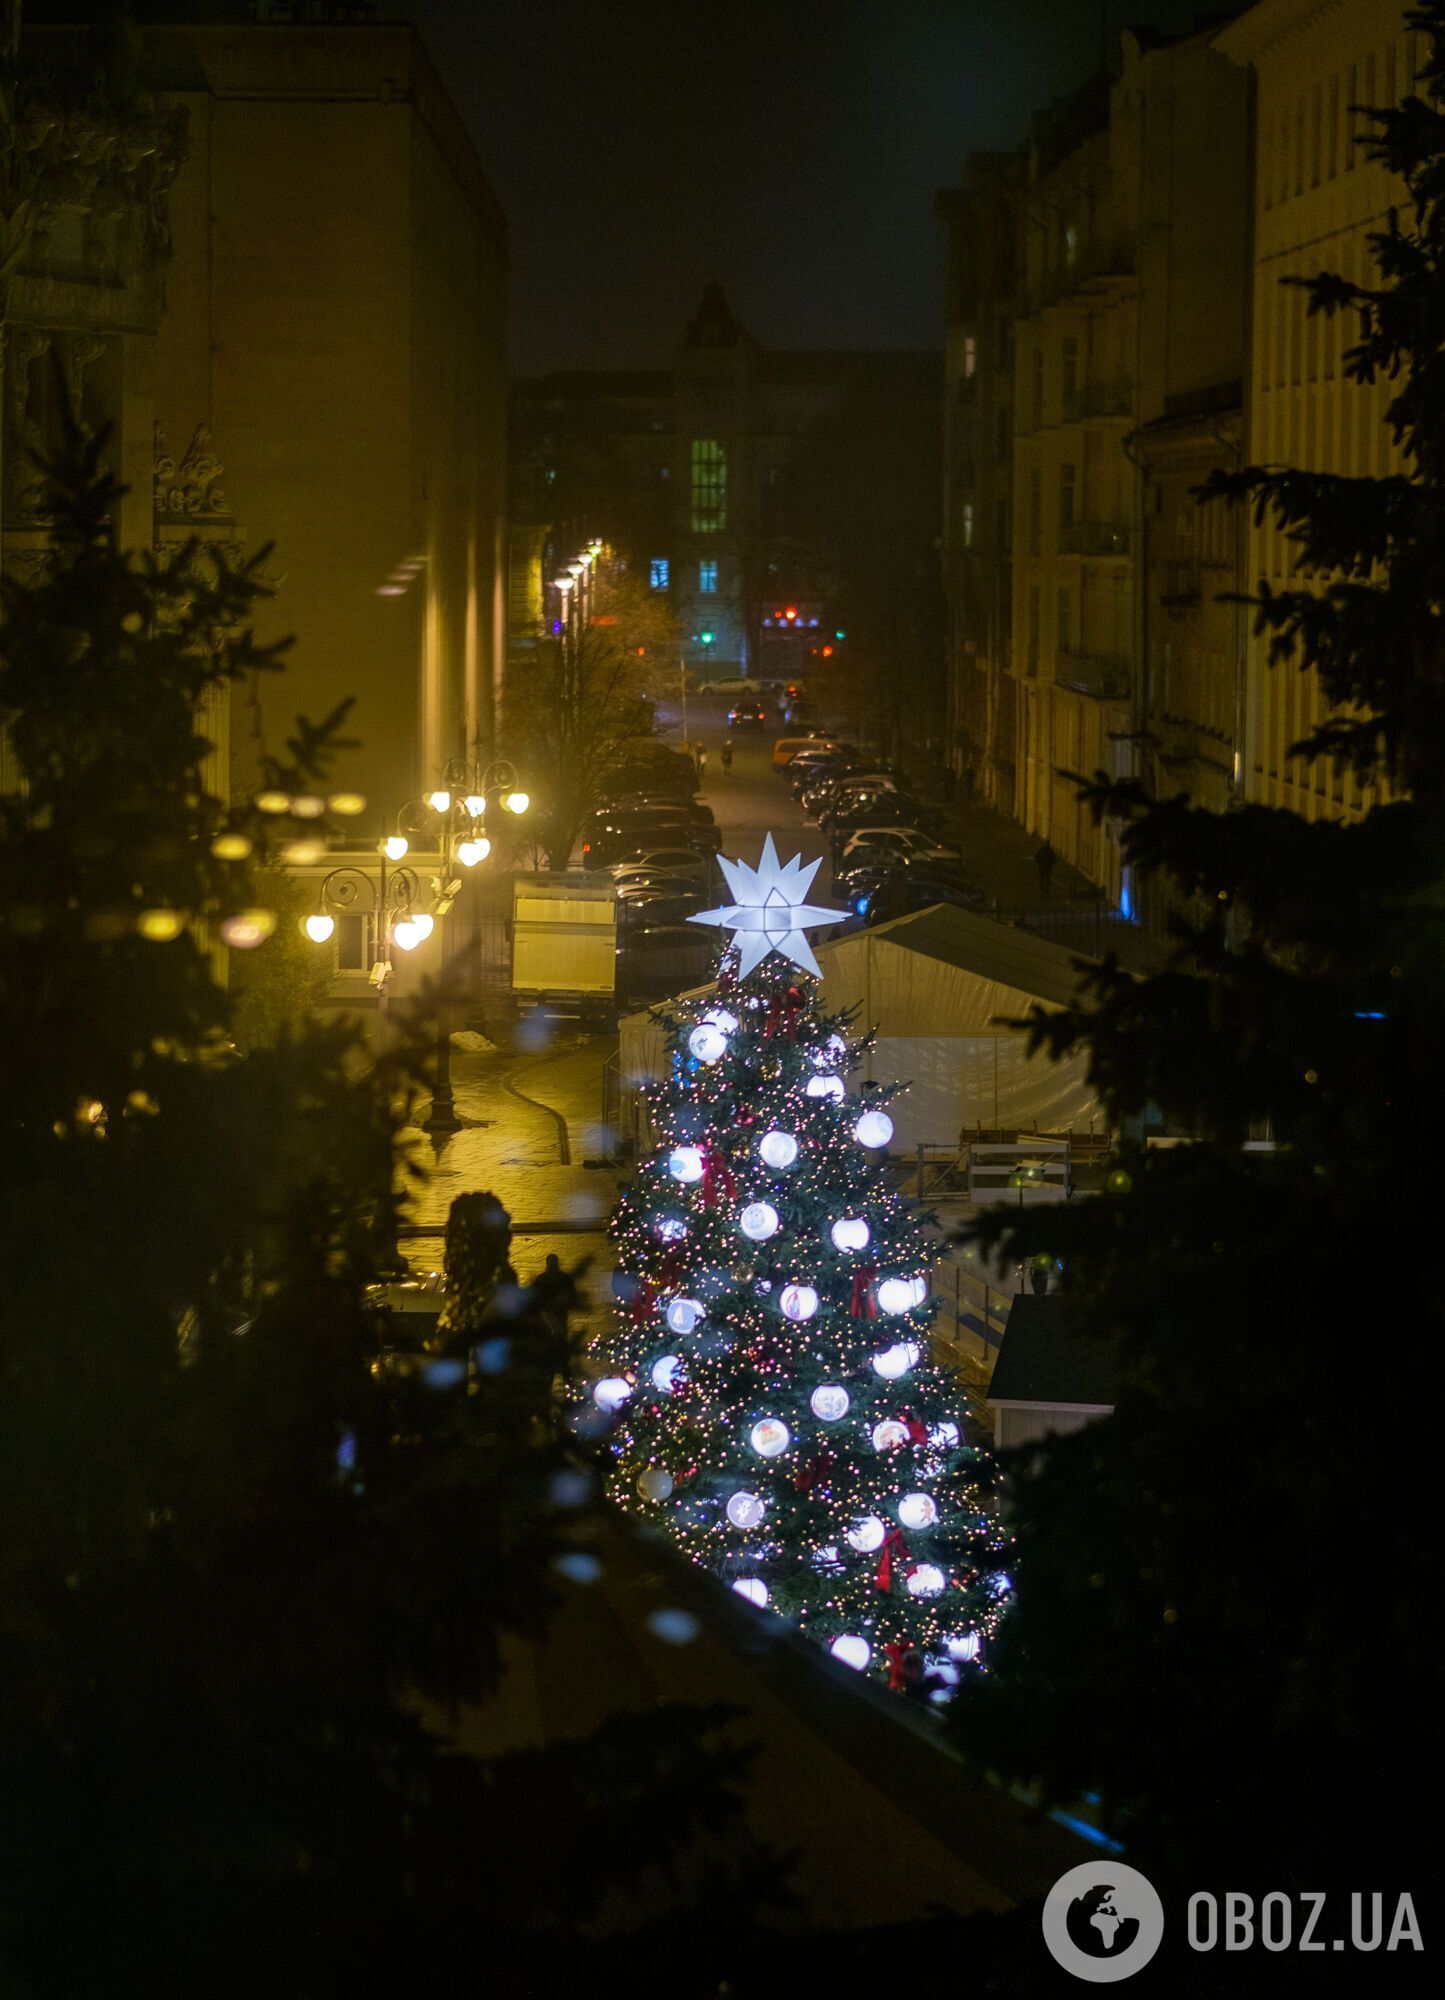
[
  {"x1": 987, "y1": 1294, "x2": 1119, "y2": 1408},
  {"x1": 824, "y1": 903, "x2": 1095, "y2": 1012}
]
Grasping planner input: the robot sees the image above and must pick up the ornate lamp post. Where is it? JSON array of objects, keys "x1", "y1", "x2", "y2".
[
  {"x1": 401, "y1": 756, "x2": 529, "y2": 1140},
  {"x1": 305, "y1": 845, "x2": 426, "y2": 1024}
]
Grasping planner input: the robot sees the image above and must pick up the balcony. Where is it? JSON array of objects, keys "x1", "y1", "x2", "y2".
[
  {"x1": 1060, "y1": 519, "x2": 1131, "y2": 558},
  {"x1": 1055, "y1": 650, "x2": 1130, "y2": 701},
  {"x1": 1063, "y1": 378, "x2": 1133, "y2": 422}
]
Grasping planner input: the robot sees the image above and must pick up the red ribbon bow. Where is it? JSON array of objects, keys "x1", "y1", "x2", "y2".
[
  {"x1": 700, "y1": 1140, "x2": 737, "y2": 1208},
  {"x1": 764, "y1": 987, "x2": 804, "y2": 1042},
  {"x1": 896, "y1": 1407, "x2": 928, "y2": 1447},
  {"x1": 794, "y1": 1448, "x2": 836, "y2": 1495},
  {"x1": 875, "y1": 1527, "x2": 917, "y2": 1592},
  {"x1": 850, "y1": 1264, "x2": 879, "y2": 1318},
  {"x1": 883, "y1": 1640, "x2": 910, "y2": 1692}
]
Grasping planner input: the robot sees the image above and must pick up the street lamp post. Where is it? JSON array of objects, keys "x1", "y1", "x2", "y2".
[
  {"x1": 396, "y1": 756, "x2": 530, "y2": 1141},
  {"x1": 307, "y1": 849, "x2": 426, "y2": 1027}
]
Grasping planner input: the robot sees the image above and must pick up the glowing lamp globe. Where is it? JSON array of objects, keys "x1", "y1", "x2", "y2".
[
  {"x1": 688, "y1": 1024, "x2": 727, "y2": 1064},
  {"x1": 664, "y1": 1297, "x2": 702, "y2": 1335},
  {"x1": 637, "y1": 1467, "x2": 674, "y2": 1501},
  {"x1": 907, "y1": 1564, "x2": 947, "y2": 1599},
  {"x1": 739, "y1": 1201, "x2": 779, "y2": 1242},
  {"x1": 727, "y1": 1491, "x2": 765, "y2": 1529},
  {"x1": 137, "y1": 909, "x2": 184, "y2": 943},
  {"x1": 877, "y1": 1276, "x2": 923, "y2": 1316},
  {"x1": 392, "y1": 919, "x2": 423, "y2": 952},
  {"x1": 457, "y1": 837, "x2": 490, "y2": 867},
  {"x1": 898, "y1": 1492, "x2": 938, "y2": 1530},
  {"x1": 846, "y1": 1515, "x2": 886, "y2": 1553},
  {"x1": 830, "y1": 1635, "x2": 871, "y2": 1672},
  {"x1": 929, "y1": 1420, "x2": 960, "y2": 1450},
  {"x1": 853, "y1": 1109, "x2": 894, "y2": 1149},
  {"x1": 806, "y1": 1075, "x2": 845, "y2": 1102},
  {"x1": 592, "y1": 1376, "x2": 632, "y2": 1413},
  {"x1": 831, "y1": 1216, "x2": 870, "y2": 1253},
  {"x1": 381, "y1": 834, "x2": 409, "y2": 861},
  {"x1": 504, "y1": 790, "x2": 530, "y2": 815},
  {"x1": 872, "y1": 1419, "x2": 909, "y2": 1452},
  {"x1": 668, "y1": 1145, "x2": 705, "y2": 1183},
  {"x1": 428, "y1": 789, "x2": 452, "y2": 813},
  {"x1": 219, "y1": 908, "x2": 276, "y2": 950},
  {"x1": 749, "y1": 1418, "x2": 790, "y2": 1459},
  {"x1": 779, "y1": 1282, "x2": 819, "y2": 1322},
  {"x1": 408, "y1": 912, "x2": 435, "y2": 941},
  {"x1": 810, "y1": 1384, "x2": 850, "y2": 1423},
  {"x1": 731, "y1": 1578, "x2": 769, "y2": 1607},
  {"x1": 870, "y1": 1342, "x2": 920, "y2": 1381},
  {"x1": 302, "y1": 912, "x2": 336, "y2": 944},
  {"x1": 758, "y1": 1130, "x2": 798, "y2": 1170},
  {"x1": 650, "y1": 1354, "x2": 682, "y2": 1393}
]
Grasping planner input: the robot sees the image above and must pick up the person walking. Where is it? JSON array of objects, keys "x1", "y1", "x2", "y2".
[
  {"x1": 695, "y1": 745, "x2": 708, "y2": 784},
  {"x1": 1034, "y1": 838, "x2": 1057, "y2": 897},
  {"x1": 720, "y1": 738, "x2": 734, "y2": 776}
]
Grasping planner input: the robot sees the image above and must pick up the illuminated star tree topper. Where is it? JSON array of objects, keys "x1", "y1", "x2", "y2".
[{"x1": 687, "y1": 833, "x2": 847, "y2": 977}]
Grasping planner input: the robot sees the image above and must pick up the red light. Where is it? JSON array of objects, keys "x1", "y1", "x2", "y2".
[
  {"x1": 785, "y1": 606, "x2": 797, "y2": 621},
  {"x1": 774, "y1": 609, "x2": 784, "y2": 620},
  {"x1": 821, "y1": 645, "x2": 834, "y2": 657}
]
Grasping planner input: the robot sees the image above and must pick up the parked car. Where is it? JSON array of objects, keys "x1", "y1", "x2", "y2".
[
  {"x1": 840, "y1": 827, "x2": 962, "y2": 866},
  {"x1": 617, "y1": 923, "x2": 715, "y2": 1000},
  {"x1": 772, "y1": 733, "x2": 841, "y2": 772},
  {"x1": 617, "y1": 888, "x2": 706, "y2": 927},
  {"x1": 605, "y1": 793, "x2": 715, "y2": 827},
  {"x1": 609, "y1": 845, "x2": 712, "y2": 880},
  {"x1": 583, "y1": 813, "x2": 720, "y2": 866},
  {"x1": 867, "y1": 865, "x2": 987, "y2": 925},
  {"x1": 728, "y1": 701, "x2": 769, "y2": 728}
]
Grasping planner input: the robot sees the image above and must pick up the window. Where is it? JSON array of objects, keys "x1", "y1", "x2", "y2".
[
  {"x1": 1062, "y1": 336, "x2": 1079, "y2": 409},
  {"x1": 690, "y1": 439, "x2": 726, "y2": 532},
  {"x1": 1028, "y1": 467, "x2": 1042, "y2": 555},
  {"x1": 1057, "y1": 586, "x2": 1071, "y2": 653},
  {"x1": 649, "y1": 558, "x2": 669, "y2": 590},
  {"x1": 1064, "y1": 222, "x2": 1078, "y2": 267},
  {"x1": 698, "y1": 559, "x2": 718, "y2": 593},
  {"x1": 1059, "y1": 461, "x2": 1077, "y2": 533},
  {"x1": 963, "y1": 334, "x2": 977, "y2": 378},
  {"x1": 336, "y1": 911, "x2": 377, "y2": 973},
  {"x1": 961, "y1": 501, "x2": 974, "y2": 548}
]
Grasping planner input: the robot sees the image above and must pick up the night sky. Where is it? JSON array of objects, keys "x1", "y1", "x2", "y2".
[{"x1": 404, "y1": 0, "x2": 1213, "y2": 373}]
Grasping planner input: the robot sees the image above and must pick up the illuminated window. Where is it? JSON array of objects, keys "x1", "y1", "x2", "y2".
[
  {"x1": 963, "y1": 335, "x2": 976, "y2": 378},
  {"x1": 1064, "y1": 223, "x2": 1078, "y2": 267},
  {"x1": 698, "y1": 559, "x2": 718, "y2": 593},
  {"x1": 690, "y1": 439, "x2": 727, "y2": 532},
  {"x1": 650, "y1": 558, "x2": 669, "y2": 590},
  {"x1": 961, "y1": 502, "x2": 974, "y2": 548}
]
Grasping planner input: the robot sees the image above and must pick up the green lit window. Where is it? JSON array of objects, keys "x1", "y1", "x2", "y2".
[{"x1": 690, "y1": 439, "x2": 726, "y2": 533}]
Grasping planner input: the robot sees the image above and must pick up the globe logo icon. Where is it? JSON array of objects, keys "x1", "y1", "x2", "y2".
[{"x1": 1042, "y1": 1861, "x2": 1165, "y2": 1982}]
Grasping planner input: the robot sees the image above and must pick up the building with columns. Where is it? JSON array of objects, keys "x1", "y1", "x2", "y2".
[{"x1": 1216, "y1": 0, "x2": 1420, "y2": 824}]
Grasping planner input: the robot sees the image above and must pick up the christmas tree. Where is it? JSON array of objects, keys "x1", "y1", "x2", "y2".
[{"x1": 590, "y1": 837, "x2": 1008, "y2": 1690}]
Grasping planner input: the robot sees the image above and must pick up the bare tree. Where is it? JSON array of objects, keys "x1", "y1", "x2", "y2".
[{"x1": 503, "y1": 564, "x2": 679, "y2": 867}]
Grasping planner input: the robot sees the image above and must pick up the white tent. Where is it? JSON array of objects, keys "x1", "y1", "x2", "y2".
[{"x1": 617, "y1": 903, "x2": 1105, "y2": 1151}]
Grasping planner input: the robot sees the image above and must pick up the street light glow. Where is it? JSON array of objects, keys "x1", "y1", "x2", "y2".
[
  {"x1": 457, "y1": 837, "x2": 490, "y2": 866},
  {"x1": 428, "y1": 789, "x2": 452, "y2": 813},
  {"x1": 303, "y1": 913, "x2": 336, "y2": 944},
  {"x1": 463, "y1": 794, "x2": 485, "y2": 817},
  {"x1": 381, "y1": 835, "x2": 409, "y2": 861},
  {"x1": 504, "y1": 791, "x2": 530, "y2": 815},
  {"x1": 409, "y1": 912, "x2": 435, "y2": 941},
  {"x1": 392, "y1": 919, "x2": 423, "y2": 952}
]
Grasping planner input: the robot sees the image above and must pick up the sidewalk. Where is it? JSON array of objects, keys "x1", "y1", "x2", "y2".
[{"x1": 935, "y1": 794, "x2": 1165, "y2": 975}]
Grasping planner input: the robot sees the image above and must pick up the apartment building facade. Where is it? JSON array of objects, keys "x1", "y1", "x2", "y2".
[{"x1": 1217, "y1": 0, "x2": 1420, "y2": 822}]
